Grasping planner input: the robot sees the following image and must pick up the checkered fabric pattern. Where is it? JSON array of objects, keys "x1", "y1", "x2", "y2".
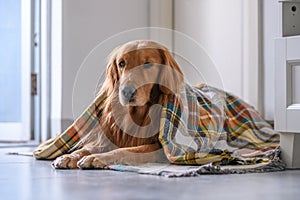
[
  {"x1": 159, "y1": 84, "x2": 280, "y2": 166},
  {"x1": 33, "y1": 84, "x2": 282, "y2": 169},
  {"x1": 33, "y1": 91, "x2": 106, "y2": 160}
]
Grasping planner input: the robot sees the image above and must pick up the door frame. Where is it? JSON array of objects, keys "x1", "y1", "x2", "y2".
[{"x1": 20, "y1": 0, "x2": 32, "y2": 141}]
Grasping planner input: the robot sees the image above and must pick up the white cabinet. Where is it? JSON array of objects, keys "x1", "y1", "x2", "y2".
[
  {"x1": 275, "y1": 37, "x2": 300, "y2": 168},
  {"x1": 275, "y1": 0, "x2": 300, "y2": 168},
  {"x1": 275, "y1": 37, "x2": 300, "y2": 133}
]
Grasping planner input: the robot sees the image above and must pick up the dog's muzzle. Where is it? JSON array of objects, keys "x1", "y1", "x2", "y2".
[{"x1": 120, "y1": 85, "x2": 137, "y2": 103}]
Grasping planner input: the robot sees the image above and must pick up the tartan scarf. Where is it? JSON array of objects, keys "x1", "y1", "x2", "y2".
[{"x1": 33, "y1": 84, "x2": 282, "y2": 169}]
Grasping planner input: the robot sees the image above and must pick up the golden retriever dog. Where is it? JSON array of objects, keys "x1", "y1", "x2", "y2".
[{"x1": 52, "y1": 40, "x2": 184, "y2": 169}]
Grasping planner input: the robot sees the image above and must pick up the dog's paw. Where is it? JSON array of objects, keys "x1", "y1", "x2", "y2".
[
  {"x1": 77, "y1": 155, "x2": 109, "y2": 169},
  {"x1": 52, "y1": 154, "x2": 79, "y2": 169}
]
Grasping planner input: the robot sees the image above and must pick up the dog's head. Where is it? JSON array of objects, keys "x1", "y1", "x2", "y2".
[{"x1": 102, "y1": 40, "x2": 184, "y2": 106}]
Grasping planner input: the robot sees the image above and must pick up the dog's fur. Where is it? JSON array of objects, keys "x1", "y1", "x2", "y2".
[{"x1": 52, "y1": 40, "x2": 184, "y2": 169}]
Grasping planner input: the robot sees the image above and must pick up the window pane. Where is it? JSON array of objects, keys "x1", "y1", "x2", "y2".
[{"x1": 0, "y1": 0, "x2": 21, "y2": 122}]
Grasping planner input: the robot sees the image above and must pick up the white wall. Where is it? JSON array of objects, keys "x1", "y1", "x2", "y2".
[
  {"x1": 174, "y1": 0, "x2": 246, "y2": 102},
  {"x1": 262, "y1": 0, "x2": 281, "y2": 120},
  {"x1": 174, "y1": 0, "x2": 282, "y2": 121},
  {"x1": 52, "y1": 0, "x2": 150, "y2": 134},
  {"x1": 174, "y1": 0, "x2": 273, "y2": 118}
]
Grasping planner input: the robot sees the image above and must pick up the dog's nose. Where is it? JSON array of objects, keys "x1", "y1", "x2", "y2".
[{"x1": 121, "y1": 85, "x2": 137, "y2": 102}]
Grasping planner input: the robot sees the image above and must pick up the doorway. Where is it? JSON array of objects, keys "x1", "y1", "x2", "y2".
[{"x1": 0, "y1": 0, "x2": 32, "y2": 141}]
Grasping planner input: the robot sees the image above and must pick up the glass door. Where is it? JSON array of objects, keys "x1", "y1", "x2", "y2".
[{"x1": 0, "y1": 0, "x2": 32, "y2": 141}]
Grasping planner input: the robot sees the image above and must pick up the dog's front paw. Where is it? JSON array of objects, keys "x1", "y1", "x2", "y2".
[
  {"x1": 77, "y1": 155, "x2": 109, "y2": 169},
  {"x1": 52, "y1": 154, "x2": 79, "y2": 169}
]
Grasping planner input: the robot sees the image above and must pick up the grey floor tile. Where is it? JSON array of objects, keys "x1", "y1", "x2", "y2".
[{"x1": 0, "y1": 147, "x2": 299, "y2": 200}]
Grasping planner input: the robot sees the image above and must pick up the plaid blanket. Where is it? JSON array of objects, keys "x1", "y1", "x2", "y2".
[
  {"x1": 33, "y1": 91, "x2": 107, "y2": 160},
  {"x1": 159, "y1": 84, "x2": 282, "y2": 167},
  {"x1": 33, "y1": 84, "x2": 284, "y2": 172}
]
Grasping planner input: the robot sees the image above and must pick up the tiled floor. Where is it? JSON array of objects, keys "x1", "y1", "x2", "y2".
[{"x1": 1, "y1": 147, "x2": 300, "y2": 200}]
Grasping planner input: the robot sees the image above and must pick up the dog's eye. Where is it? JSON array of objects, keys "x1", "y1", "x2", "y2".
[
  {"x1": 143, "y1": 62, "x2": 153, "y2": 68},
  {"x1": 119, "y1": 61, "x2": 126, "y2": 68}
]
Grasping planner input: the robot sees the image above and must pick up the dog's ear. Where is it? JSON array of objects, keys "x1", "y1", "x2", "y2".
[
  {"x1": 159, "y1": 48, "x2": 184, "y2": 95},
  {"x1": 101, "y1": 46, "x2": 120, "y2": 96}
]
